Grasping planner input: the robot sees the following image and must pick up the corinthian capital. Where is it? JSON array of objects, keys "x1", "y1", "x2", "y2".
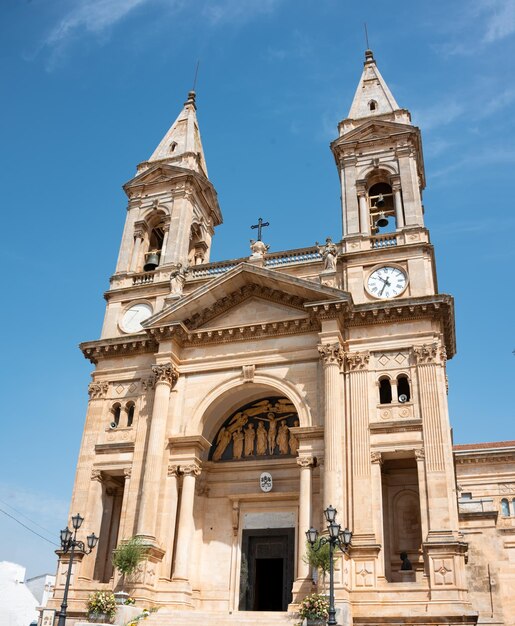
[
  {"x1": 345, "y1": 351, "x2": 370, "y2": 371},
  {"x1": 151, "y1": 363, "x2": 179, "y2": 387},
  {"x1": 317, "y1": 342, "x2": 344, "y2": 366},
  {"x1": 88, "y1": 382, "x2": 108, "y2": 399},
  {"x1": 412, "y1": 343, "x2": 445, "y2": 365}
]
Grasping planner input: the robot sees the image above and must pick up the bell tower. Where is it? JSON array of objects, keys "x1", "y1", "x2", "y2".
[{"x1": 331, "y1": 50, "x2": 435, "y2": 303}]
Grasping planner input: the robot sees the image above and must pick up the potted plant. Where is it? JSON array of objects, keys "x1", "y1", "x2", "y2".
[
  {"x1": 297, "y1": 592, "x2": 329, "y2": 626},
  {"x1": 112, "y1": 536, "x2": 146, "y2": 603},
  {"x1": 303, "y1": 538, "x2": 331, "y2": 592},
  {"x1": 86, "y1": 591, "x2": 117, "y2": 623}
]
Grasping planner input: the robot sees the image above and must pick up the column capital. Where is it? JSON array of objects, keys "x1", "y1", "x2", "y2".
[
  {"x1": 345, "y1": 351, "x2": 370, "y2": 371},
  {"x1": 123, "y1": 467, "x2": 132, "y2": 480},
  {"x1": 91, "y1": 469, "x2": 103, "y2": 482},
  {"x1": 414, "y1": 448, "x2": 425, "y2": 461},
  {"x1": 412, "y1": 343, "x2": 446, "y2": 365},
  {"x1": 370, "y1": 451, "x2": 383, "y2": 465},
  {"x1": 167, "y1": 463, "x2": 180, "y2": 477},
  {"x1": 88, "y1": 382, "x2": 108, "y2": 399},
  {"x1": 297, "y1": 456, "x2": 315, "y2": 469},
  {"x1": 317, "y1": 342, "x2": 344, "y2": 366},
  {"x1": 151, "y1": 363, "x2": 179, "y2": 387},
  {"x1": 181, "y1": 462, "x2": 201, "y2": 477}
]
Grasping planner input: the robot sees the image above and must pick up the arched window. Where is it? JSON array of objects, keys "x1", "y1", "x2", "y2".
[
  {"x1": 111, "y1": 404, "x2": 121, "y2": 427},
  {"x1": 397, "y1": 375, "x2": 411, "y2": 402},
  {"x1": 501, "y1": 498, "x2": 510, "y2": 517},
  {"x1": 369, "y1": 100, "x2": 377, "y2": 111},
  {"x1": 144, "y1": 225, "x2": 164, "y2": 271},
  {"x1": 512, "y1": 499, "x2": 515, "y2": 516},
  {"x1": 379, "y1": 378, "x2": 392, "y2": 404},
  {"x1": 368, "y1": 181, "x2": 395, "y2": 234},
  {"x1": 126, "y1": 402, "x2": 135, "y2": 428}
]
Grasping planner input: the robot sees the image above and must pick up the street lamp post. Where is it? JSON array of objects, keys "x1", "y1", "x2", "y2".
[
  {"x1": 57, "y1": 513, "x2": 98, "y2": 626},
  {"x1": 306, "y1": 506, "x2": 352, "y2": 626}
]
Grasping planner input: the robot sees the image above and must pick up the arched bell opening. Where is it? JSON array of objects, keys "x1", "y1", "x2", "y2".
[
  {"x1": 188, "y1": 222, "x2": 208, "y2": 266},
  {"x1": 368, "y1": 181, "x2": 396, "y2": 234},
  {"x1": 140, "y1": 210, "x2": 167, "y2": 272}
]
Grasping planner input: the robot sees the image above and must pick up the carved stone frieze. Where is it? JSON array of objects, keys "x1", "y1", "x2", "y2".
[
  {"x1": 413, "y1": 343, "x2": 446, "y2": 365},
  {"x1": 151, "y1": 363, "x2": 179, "y2": 387},
  {"x1": 345, "y1": 351, "x2": 370, "y2": 371},
  {"x1": 318, "y1": 342, "x2": 344, "y2": 366},
  {"x1": 88, "y1": 382, "x2": 108, "y2": 400}
]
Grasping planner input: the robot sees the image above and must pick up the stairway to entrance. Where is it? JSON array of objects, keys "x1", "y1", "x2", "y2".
[{"x1": 144, "y1": 609, "x2": 297, "y2": 626}]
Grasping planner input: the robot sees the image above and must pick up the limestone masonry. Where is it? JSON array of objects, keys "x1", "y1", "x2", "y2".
[{"x1": 49, "y1": 50, "x2": 515, "y2": 626}]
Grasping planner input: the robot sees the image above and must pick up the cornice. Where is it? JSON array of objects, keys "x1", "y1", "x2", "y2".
[
  {"x1": 369, "y1": 419, "x2": 422, "y2": 434},
  {"x1": 81, "y1": 335, "x2": 158, "y2": 364}
]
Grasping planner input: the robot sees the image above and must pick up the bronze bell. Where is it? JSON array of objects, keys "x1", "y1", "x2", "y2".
[
  {"x1": 144, "y1": 251, "x2": 160, "y2": 272},
  {"x1": 375, "y1": 194, "x2": 386, "y2": 208},
  {"x1": 375, "y1": 211, "x2": 389, "y2": 228}
]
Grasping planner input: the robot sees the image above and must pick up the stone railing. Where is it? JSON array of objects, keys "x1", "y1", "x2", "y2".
[
  {"x1": 132, "y1": 271, "x2": 156, "y2": 285},
  {"x1": 190, "y1": 258, "x2": 242, "y2": 278},
  {"x1": 371, "y1": 233, "x2": 397, "y2": 249},
  {"x1": 265, "y1": 247, "x2": 322, "y2": 266}
]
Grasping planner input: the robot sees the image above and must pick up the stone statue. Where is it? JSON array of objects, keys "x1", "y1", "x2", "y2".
[
  {"x1": 232, "y1": 428, "x2": 244, "y2": 460},
  {"x1": 256, "y1": 422, "x2": 267, "y2": 455},
  {"x1": 316, "y1": 237, "x2": 338, "y2": 271},
  {"x1": 289, "y1": 419, "x2": 299, "y2": 455},
  {"x1": 277, "y1": 422, "x2": 289, "y2": 455},
  {"x1": 244, "y1": 423, "x2": 255, "y2": 456},
  {"x1": 266, "y1": 413, "x2": 278, "y2": 455},
  {"x1": 250, "y1": 239, "x2": 270, "y2": 258},
  {"x1": 212, "y1": 427, "x2": 232, "y2": 462},
  {"x1": 169, "y1": 263, "x2": 188, "y2": 296},
  {"x1": 400, "y1": 551, "x2": 412, "y2": 571}
]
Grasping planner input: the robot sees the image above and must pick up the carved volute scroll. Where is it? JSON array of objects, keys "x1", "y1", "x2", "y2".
[
  {"x1": 91, "y1": 469, "x2": 103, "y2": 482},
  {"x1": 123, "y1": 467, "x2": 132, "y2": 480},
  {"x1": 88, "y1": 382, "x2": 109, "y2": 400},
  {"x1": 167, "y1": 464, "x2": 180, "y2": 478},
  {"x1": 345, "y1": 351, "x2": 370, "y2": 371},
  {"x1": 296, "y1": 456, "x2": 315, "y2": 469},
  {"x1": 370, "y1": 451, "x2": 383, "y2": 464},
  {"x1": 151, "y1": 363, "x2": 179, "y2": 387},
  {"x1": 317, "y1": 342, "x2": 344, "y2": 367},
  {"x1": 181, "y1": 463, "x2": 201, "y2": 477},
  {"x1": 414, "y1": 448, "x2": 425, "y2": 461},
  {"x1": 209, "y1": 397, "x2": 300, "y2": 463}
]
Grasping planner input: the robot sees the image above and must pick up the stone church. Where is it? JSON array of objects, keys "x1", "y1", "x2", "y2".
[{"x1": 50, "y1": 51, "x2": 515, "y2": 626}]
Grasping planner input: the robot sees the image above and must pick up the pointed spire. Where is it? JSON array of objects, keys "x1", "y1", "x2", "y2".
[
  {"x1": 145, "y1": 90, "x2": 209, "y2": 177},
  {"x1": 347, "y1": 49, "x2": 400, "y2": 120}
]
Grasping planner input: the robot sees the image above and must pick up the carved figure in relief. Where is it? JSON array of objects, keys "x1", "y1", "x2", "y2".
[
  {"x1": 227, "y1": 411, "x2": 249, "y2": 433},
  {"x1": 267, "y1": 413, "x2": 278, "y2": 454},
  {"x1": 232, "y1": 429, "x2": 244, "y2": 459},
  {"x1": 289, "y1": 420, "x2": 299, "y2": 455},
  {"x1": 212, "y1": 427, "x2": 232, "y2": 462},
  {"x1": 256, "y1": 422, "x2": 267, "y2": 455},
  {"x1": 277, "y1": 422, "x2": 290, "y2": 455},
  {"x1": 244, "y1": 423, "x2": 255, "y2": 456},
  {"x1": 316, "y1": 237, "x2": 338, "y2": 271}
]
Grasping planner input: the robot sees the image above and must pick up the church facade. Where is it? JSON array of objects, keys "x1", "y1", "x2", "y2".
[{"x1": 49, "y1": 51, "x2": 515, "y2": 626}]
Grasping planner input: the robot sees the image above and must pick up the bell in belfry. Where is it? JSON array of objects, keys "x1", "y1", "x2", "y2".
[
  {"x1": 144, "y1": 251, "x2": 160, "y2": 271},
  {"x1": 375, "y1": 193, "x2": 386, "y2": 208},
  {"x1": 375, "y1": 211, "x2": 389, "y2": 228}
]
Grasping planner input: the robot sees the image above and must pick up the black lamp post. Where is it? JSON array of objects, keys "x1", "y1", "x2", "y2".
[
  {"x1": 306, "y1": 506, "x2": 352, "y2": 626},
  {"x1": 57, "y1": 513, "x2": 98, "y2": 626}
]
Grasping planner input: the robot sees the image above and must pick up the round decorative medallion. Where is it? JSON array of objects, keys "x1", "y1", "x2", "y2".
[{"x1": 260, "y1": 472, "x2": 273, "y2": 492}]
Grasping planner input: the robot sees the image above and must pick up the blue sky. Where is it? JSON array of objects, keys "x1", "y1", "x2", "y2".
[{"x1": 1, "y1": 0, "x2": 514, "y2": 577}]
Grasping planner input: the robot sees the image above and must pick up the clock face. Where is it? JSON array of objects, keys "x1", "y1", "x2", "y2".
[
  {"x1": 120, "y1": 303, "x2": 153, "y2": 333},
  {"x1": 367, "y1": 266, "x2": 407, "y2": 299}
]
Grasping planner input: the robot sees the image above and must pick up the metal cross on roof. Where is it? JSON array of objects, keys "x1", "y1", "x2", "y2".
[{"x1": 251, "y1": 217, "x2": 270, "y2": 241}]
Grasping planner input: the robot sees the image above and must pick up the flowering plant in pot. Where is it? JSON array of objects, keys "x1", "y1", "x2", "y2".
[
  {"x1": 112, "y1": 536, "x2": 146, "y2": 603},
  {"x1": 86, "y1": 591, "x2": 117, "y2": 623},
  {"x1": 297, "y1": 592, "x2": 329, "y2": 625}
]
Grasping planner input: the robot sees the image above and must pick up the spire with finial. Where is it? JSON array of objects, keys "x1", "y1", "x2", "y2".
[
  {"x1": 347, "y1": 49, "x2": 401, "y2": 120},
  {"x1": 142, "y1": 88, "x2": 208, "y2": 177}
]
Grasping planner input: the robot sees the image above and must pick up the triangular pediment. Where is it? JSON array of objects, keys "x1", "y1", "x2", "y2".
[
  {"x1": 334, "y1": 119, "x2": 416, "y2": 145},
  {"x1": 197, "y1": 296, "x2": 309, "y2": 330},
  {"x1": 144, "y1": 263, "x2": 350, "y2": 332},
  {"x1": 124, "y1": 163, "x2": 203, "y2": 189}
]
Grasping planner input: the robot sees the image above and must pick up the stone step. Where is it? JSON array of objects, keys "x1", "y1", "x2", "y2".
[{"x1": 144, "y1": 609, "x2": 298, "y2": 626}]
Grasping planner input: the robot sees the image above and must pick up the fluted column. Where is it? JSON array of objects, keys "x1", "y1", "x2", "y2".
[
  {"x1": 118, "y1": 468, "x2": 132, "y2": 541},
  {"x1": 136, "y1": 363, "x2": 179, "y2": 540},
  {"x1": 415, "y1": 448, "x2": 429, "y2": 543},
  {"x1": 370, "y1": 452, "x2": 384, "y2": 579},
  {"x1": 129, "y1": 230, "x2": 145, "y2": 272},
  {"x1": 413, "y1": 344, "x2": 455, "y2": 533},
  {"x1": 172, "y1": 462, "x2": 201, "y2": 581},
  {"x1": 317, "y1": 343, "x2": 344, "y2": 517},
  {"x1": 79, "y1": 470, "x2": 104, "y2": 581},
  {"x1": 297, "y1": 457, "x2": 314, "y2": 579},
  {"x1": 346, "y1": 352, "x2": 374, "y2": 539}
]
